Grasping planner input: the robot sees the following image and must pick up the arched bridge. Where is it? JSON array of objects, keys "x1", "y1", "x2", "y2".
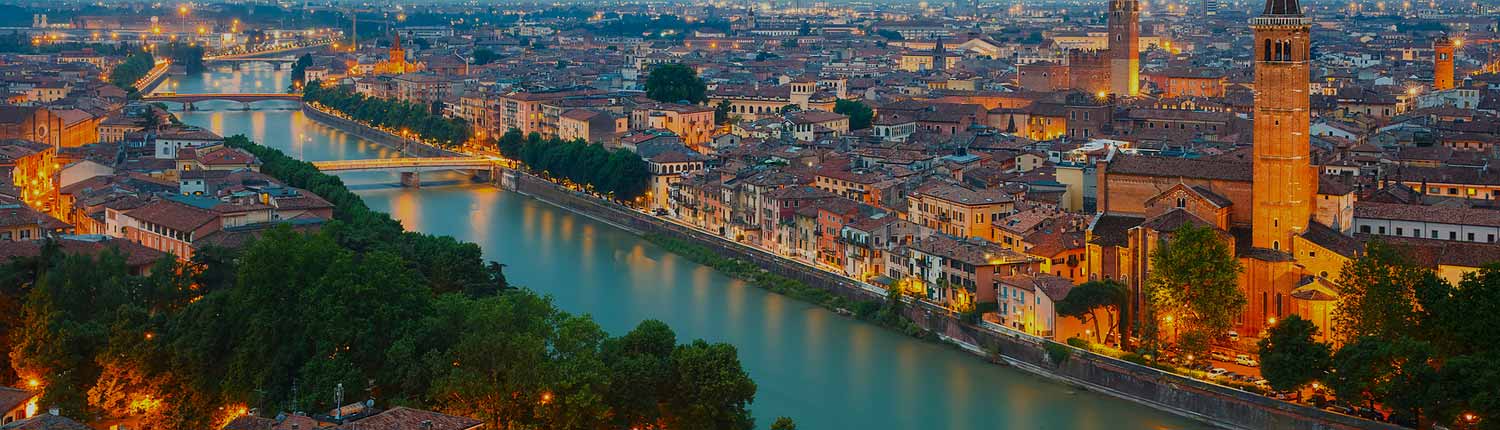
[
  {"x1": 142, "y1": 93, "x2": 303, "y2": 110},
  {"x1": 142, "y1": 93, "x2": 303, "y2": 104},
  {"x1": 312, "y1": 157, "x2": 502, "y2": 187},
  {"x1": 312, "y1": 157, "x2": 499, "y2": 172}
]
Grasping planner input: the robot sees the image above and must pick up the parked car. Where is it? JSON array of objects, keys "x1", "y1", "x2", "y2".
[
  {"x1": 1235, "y1": 354, "x2": 1259, "y2": 367},
  {"x1": 1210, "y1": 351, "x2": 1232, "y2": 361},
  {"x1": 653, "y1": 208, "x2": 669, "y2": 216},
  {"x1": 1324, "y1": 404, "x2": 1354, "y2": 415},
  {"x1": 1225, "y1": 330, "x2": 1240, "y2": 342},
  {"x1": 1208, "y1": 368, "x2": 1228, "y2": 377},
  {"x1": 1253, "y1": 379, "x2": 1269, "y2": 388}
]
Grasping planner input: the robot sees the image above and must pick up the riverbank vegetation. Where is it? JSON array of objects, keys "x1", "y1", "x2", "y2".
[
  {"x1": 643, "y1": 233, "x2": 932, "y2": 339},
  {"x1": 108, "y1": 52, "x2": 155, "y2": 93},
  {"x1": 0, "y1": 136, "x2": 763, "y2": 430},
  {"x1": 1257, "y1": 244, "x2": 1500, "y2": 428},
  {"x1": 302, "y1": 81, "x2": 472, "y2": 147},
  {"x1": 494, "y1": 129, "x2": 652, "y2": 201}
]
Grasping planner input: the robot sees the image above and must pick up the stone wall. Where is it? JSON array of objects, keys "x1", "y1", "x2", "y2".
[{"x1": 507, "y1": 171, "x2": 1400, "y2": 430}]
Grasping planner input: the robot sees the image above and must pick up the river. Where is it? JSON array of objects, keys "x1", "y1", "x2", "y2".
[{"x1": 157, "y1": 66, "x2": 1207, "y2": 430}]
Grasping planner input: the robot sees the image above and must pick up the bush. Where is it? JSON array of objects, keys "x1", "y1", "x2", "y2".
[
  {"x1": 1067, "y1": 337, "x2": 1092, "y2": 349},
  {"x1": 1045, "y1": 342, "x2": 1072, "y2": 365}
]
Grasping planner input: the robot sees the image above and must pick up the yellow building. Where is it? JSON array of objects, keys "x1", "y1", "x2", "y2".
[{"x1": 907, "y1": 181, "x2": 1015, "y2": 240}]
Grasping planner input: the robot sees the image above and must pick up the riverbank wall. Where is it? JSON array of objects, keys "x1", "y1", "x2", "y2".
[
  {"x1": 504, "y1": 171, "x2": 1398, "y2": 430},
  {"x1": 300, "y1": 104, "x2": 460, "y2": 158},
  {"x1": 298, "y1": 109, "x2": 1396, "y2": 430}
]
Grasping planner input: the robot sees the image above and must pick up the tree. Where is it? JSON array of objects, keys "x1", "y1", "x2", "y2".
[
  {"x1": 833, "y1": 99, "x2": 874, "y2": 130},
  {"x1": 1055, "y1": 280, "x2": 1128, "y2": 344},
  {"x1": 714, "y1": 100, "x2": 734, "y2": 125},
  {"x1": 771, "y1": 416, "x2": 797, "y2": 430},
  {"x1": 1257, "y1": 315, "x2": 1331, "y2": 392},
  {"x1": 1332, "y1": 242, "x2": 1435, "y2": 344},
  {"x1": 472, "y1": 48, "x2": 498, "y2": 65},
  {"x1": 665, "y1": 340, "x2": 756, "y2": 430},
  {"x1": 644, "y1": 63, "x2": 706, "y2": 104},
  {"x1": 290, "y1": 53, "x2": 314, "y2": 83},
  {"x1": 1144, "y1": 224, "x2": 1244, "y2": 356}
]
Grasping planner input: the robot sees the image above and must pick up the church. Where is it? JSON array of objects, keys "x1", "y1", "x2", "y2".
[{"x1": 1086, "y1": 0, "x2": 1359, "y2": 343}]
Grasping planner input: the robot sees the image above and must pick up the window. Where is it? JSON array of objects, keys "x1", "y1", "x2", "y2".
[
  {"x1": 1396, "y1": 227, "x2": 1403, "y2": 236},
  {"x1": 1432, "y1": 230, "x2": 1440, "y2": 239},
  {"x1": 1272, "y1": 241, "x2": 1280, "y2": 251},
  {"x1": 1360, "y1": 225, "x2": 1370, "y2": 233}
]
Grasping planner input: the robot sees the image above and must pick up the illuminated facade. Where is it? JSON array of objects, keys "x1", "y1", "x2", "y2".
[
  {"x1": 1433, "y1": 36, "x2": 1455, "y2": 91},
  {"x1": 1107, "y1": 0, "x2": 1140, "y2": 96}
]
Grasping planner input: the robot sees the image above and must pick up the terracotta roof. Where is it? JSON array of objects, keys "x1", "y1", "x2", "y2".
[
  {"x1": 123, "y1": 199, "x2": 219, "y2": 235},
  {"x1": 1354, "y1": 201, "x2": 1500, "y2": 228},
  {"x1": 998, "y1": 274, "x2": 1075, "y2": 301},
  {"x1": 0, "y1": 387, "x2": 36, "y2": 415},
  {"x1": 0, "y1": 413, "x2": 91, "y2": 430},
  {"x1": 1299, "y1": 221, "x2": 1362, "y2": 257},
  {"x1": 336, "y1": 407, "x2": 480, "y2": 430},
  {"x1": 1108, "y1": 155, "x2": 1252, "y2": 182},
  {"x1": 1088, "y1": 214, "x2": 1143, "y2": 247}
]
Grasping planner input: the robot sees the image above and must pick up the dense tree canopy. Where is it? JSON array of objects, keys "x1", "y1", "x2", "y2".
[
  {"x1": 302, "y1": 81, "x2": 472, "y2": 147},
  {"x1": 0, "y1": 137, "x2": 761, "y2": 430},
  {"x1": 1144, "y1": 224, "x2": 1244, "y2": 356},
  {"x1": 1256, "y1": 315, "x2": 1331, "y2": 392},
  {"x1": 494, "y1": 129, "x2": 651, "y2": 201},
  {"x1": 109, "y1": 52, "x2": 155, "y2": 92},
  {"x1": 290, "y1": 53, "x2": 314, "y2": 84},
  {"x1": 644, "y1": 63, "x2": 706, "y2": 104},
  {"x1": 833, "y1": 99, "x2": 874, "y2": 130}
]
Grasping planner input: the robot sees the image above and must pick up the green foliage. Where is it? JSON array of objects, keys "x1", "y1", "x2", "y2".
[
  {"x1": 289, "y1": 53, "x2": 314, "y2": 83},
  {"x1": 874, "y1": 29, "x2": 904, "y2": 41},
  {"x1": 833, "y1": 99, "x2": 874, "y2": 130},
  {"x1": 1, "y1": 137, "x2": 760, "y2": 430},
  {"x1": 1332, "y1": 241, "x2": 1435, "y2": 344},
  {"x1": 109, "y1": 52, "x2": 155, "y2": 90},
  {"x1": 159, "y1": 42, "x2": 205, "y2": 74},
  {"x1": 714, "y1": 100, "x2": 734, "y2": 125},
  {"x1": 771, "y1": 417, "x2": 797, "y2": 430},
  {"x1": 223, "y1": 135, "x2": 497, "y2": 296},
  {"x1": 644, "y1": 63, "x2": 706, "y2": 104},
  {"x1": 494, "y1": 129, "x2": 651, "y2": 201},
  {"x1": 301, "y1": 81, "x2": 472, "y2": 147},
  {"x1": 1044, "y1": 342, "x2": 1071, "y2": 365},
  {"x1": 1145, "y1": 224, "x2": 1244, "y2": 357},
  {"x1": 1257, "y1": 315, "x2": 1331, "y2": 392},
  {"x1": 471, "y1": 48, "x2": 498, "y2": 65},
  {"x1": 1055, "y1": 280, "x2": 1128, "y2": 345}
]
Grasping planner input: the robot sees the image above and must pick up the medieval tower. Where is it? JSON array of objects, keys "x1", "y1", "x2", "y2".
[
  {"x1": 1434, "y1": 35, "x2": 1455, "y2": 91},
  {"x1": 1250, "y1": 0, "x2": 1315, "y2": 251},
  {"x1": 1107, "y1": 0, "x2": 1140, "y2": 97}
]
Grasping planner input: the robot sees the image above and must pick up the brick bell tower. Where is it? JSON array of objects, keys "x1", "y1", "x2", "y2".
[
  {"x1": 1434, "y1": 35, "x2": 1455, "y2": 91},
  {"x1": 1250, "y1": 0, "x2": 1315, "y2": 251},
  {"x1": 1107, "y1": 0, "x2": 1140, "y2": 97}
]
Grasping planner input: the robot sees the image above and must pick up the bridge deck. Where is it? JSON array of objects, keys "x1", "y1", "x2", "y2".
[{"x1": 311, "y1": 157, "x2": 498, "y2": 172}]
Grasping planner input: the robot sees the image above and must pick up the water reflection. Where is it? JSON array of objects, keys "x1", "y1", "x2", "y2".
[{"x1": 169, "y1": 69, "x2": 1208, "y2": 430}]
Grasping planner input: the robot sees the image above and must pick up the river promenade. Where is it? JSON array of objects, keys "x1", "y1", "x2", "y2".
[{"x1": 292, "y1": 101, "x2": 1397, "y2": 430}]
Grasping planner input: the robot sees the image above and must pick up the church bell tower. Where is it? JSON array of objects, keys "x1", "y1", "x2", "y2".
[{"x1": 1250, "y1": 0, "x2": 1315, "y2": 251}]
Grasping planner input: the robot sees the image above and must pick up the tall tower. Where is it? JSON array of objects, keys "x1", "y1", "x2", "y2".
[
  {"x1": 388, "y1": 27, "x2": 407, "y2": 74},
  {"x1": 1434, "y1": 36, "x2": 1455, "y2": 90},
  {"x1": 1107, "y1": 0, "x2": 1140, "y2": 96},
  {"x1": 933, "y1": 37, "x2": 947, "y2": 72},
  {"x1": 1251, "y1": 0, "x2": 1315, "y2": 251}
]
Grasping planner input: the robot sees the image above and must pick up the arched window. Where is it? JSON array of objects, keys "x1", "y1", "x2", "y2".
[
  {"x1": 1264, "y1": 39, "x2": 1273, "y2": 61},
  {"x1": 1176, "y1": 197, "x2": 1186, "y2": 208},
  {"x1": 1272, "y1": 241, "x2": 1280, "y2": 251}
]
